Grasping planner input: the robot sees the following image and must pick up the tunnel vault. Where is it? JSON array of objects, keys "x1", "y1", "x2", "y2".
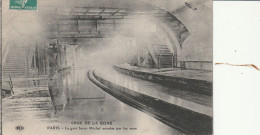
[
  {"x1": 2, "y1": 0, "x2": 193, "y2": 78},
  {"x1": 40, "y1": 1, "x2": 190, "y2": 69},
  {"x1": 42, "y1": 1, "x2": 190, "y2": 48}
]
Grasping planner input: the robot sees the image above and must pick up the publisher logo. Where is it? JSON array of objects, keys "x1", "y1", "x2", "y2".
[{"x1": 15, "y1": 125, "x2": 24, "y2": 131}]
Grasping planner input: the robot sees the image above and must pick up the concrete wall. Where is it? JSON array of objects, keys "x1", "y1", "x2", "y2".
[
  {"x1": 139, "y1": 0, "x2": 213, "y2": 70},
  {"x1": 174, "y1": 1, "x2": 213, "y2": 70},
  {"x1": 176, "y1": 1, "x2": 212, "y2": 61}
]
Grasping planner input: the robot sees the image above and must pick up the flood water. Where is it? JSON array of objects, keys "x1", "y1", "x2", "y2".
[
  {"x1": 2, "y1": 43, "x2": 184, "y2": 135},
  {"x1": 50, "y1": 67, "x2": 183, "y2": 135}
]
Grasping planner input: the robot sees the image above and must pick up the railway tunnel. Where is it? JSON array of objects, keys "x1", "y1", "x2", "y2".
[{"x1": 2, "y1": 0, "x2": 212, "y2": 135}]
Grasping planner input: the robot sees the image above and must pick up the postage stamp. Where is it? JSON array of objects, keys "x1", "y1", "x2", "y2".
[{"x1": 9, "y1": 0, "x2": 37, "y2": 10}]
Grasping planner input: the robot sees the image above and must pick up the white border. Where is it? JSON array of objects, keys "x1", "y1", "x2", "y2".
[{"x1": 214, "y1": 1, "x2": 260, "y2": 135}]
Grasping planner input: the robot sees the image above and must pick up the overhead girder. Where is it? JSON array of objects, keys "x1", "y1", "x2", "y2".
[{"x1": 43, "y1": 1, "x2": 190, "y2": 49}]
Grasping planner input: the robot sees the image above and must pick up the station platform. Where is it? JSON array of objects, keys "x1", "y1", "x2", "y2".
[
  {"x1": 114, "y1": 63, "x2": 213, "y2": 95},
  {"x1": 93, "y1": 67, "x2": 212, "y2": 116},
  {"x1": 89, "y1": 67, "x2": 212, "y2": 134},
  {"x1": 116, "y1": 63, "x2": 212, "y2": 82}
]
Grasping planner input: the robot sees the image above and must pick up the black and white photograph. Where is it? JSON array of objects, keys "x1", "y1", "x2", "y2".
[{"x1": 2, "y1": 0, "x2": 213, "y2": 134}]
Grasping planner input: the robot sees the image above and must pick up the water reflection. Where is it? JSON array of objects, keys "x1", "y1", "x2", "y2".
[
  {"x1": 46, "y1": 43, "x2": 184, "y2": 134},
  {"x1": 48, "y1": 67, "x2": 182, "y2": 135}
]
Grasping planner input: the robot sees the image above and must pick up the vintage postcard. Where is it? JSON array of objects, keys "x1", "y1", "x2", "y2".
[{"x1": 1, "y1": 0, "x2": 212, "y2": 134}]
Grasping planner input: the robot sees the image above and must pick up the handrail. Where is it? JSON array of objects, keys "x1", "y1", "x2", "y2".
[
  {"x1": 8, "y1": 75, "x2": 14, "y2": 94},
  {"x1": 177, "y1": 61, "x2": 213, "y2": 70},
  {"x1": 26, "y1": 46, "x2": 35, "y2": 76},
  {"x1": 158, "y1": 54, "x2": 172, "y2": 56},
  {"x1": 152, "y1": 45, "x2": 160, "y2": 56},
  {"x1": 2, "y1": 44, "x2": 10, "y2": 69},
  {"x1": 178, "y1": 61, "x2": 212, "y2": 63},
  {"x1": 145, "y1": 46, "x2": 159, "y2": 67}
]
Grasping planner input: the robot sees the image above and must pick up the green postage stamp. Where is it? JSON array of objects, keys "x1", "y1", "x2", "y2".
[{"x1": 10, "y1": 0, "x2": 37, "y2": 10}]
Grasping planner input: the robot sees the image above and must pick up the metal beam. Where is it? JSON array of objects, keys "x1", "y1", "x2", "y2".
[
  {"x1": 83, "y1": 8, "x2": 90, "y2": 15},
  {"x1": 53, "y1": 15, "x2": 124, "y2": 20},
  {"x1": 97, "y1": 8, "x2": 106, "y2": 16},
  {"x1": 111, "y1": 9, "x2": 120, "y2": 16}
]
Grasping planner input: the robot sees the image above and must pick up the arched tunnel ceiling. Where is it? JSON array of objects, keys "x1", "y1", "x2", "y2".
[
  {"x1": 138, "y1": 0, "x2": 212, "y2": 32},
  {"x1": 138, "y1": 0, "x2": 210, "y2": 13},
  {"x1": 3, "y1": 0, "x2": 211, "y2": 52},
  {"x1": 135, "y1": 0, "x2": 213, "y2": 61},
  {"x1": 37, "y1": 0, "x2": 191, "y2": 46},
  {"x1": 2, "y1": 0, "x2": 212, "y2": 65},
  {"x1": 38, "y1": 0, "x2": 172, "y2": 20}
]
